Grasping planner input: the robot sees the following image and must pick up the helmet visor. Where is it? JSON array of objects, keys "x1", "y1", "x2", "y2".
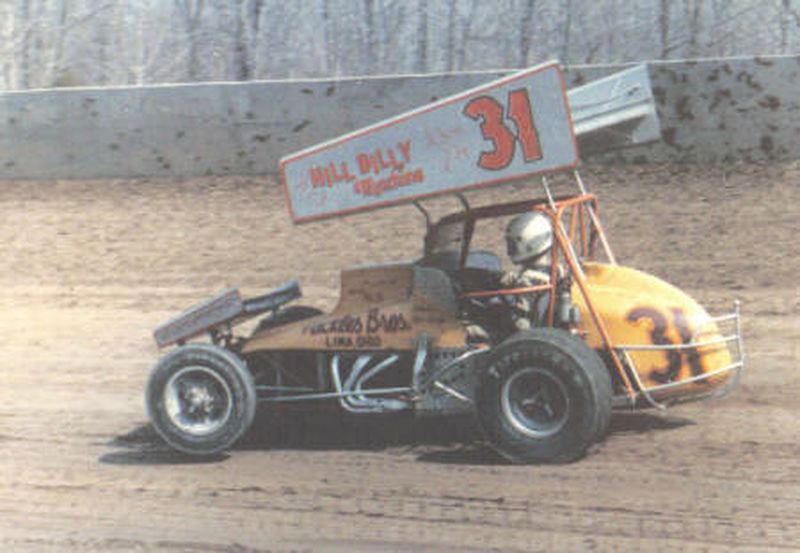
[{"x1": 506, "y1": 236, "x2": 518, "y2": 259}]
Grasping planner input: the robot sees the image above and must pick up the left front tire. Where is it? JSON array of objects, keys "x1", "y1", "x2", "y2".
[
  {"x1": 475, "y1": 328, "x2": 612, "y2": 464},
  {"x1": 146, "y1": 344, "x2": 256, "y2": 456}
]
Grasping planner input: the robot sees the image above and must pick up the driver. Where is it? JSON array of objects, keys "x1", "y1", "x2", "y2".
[{"x1": 499, "y1": 211, "x2": 561, "y2": 330}]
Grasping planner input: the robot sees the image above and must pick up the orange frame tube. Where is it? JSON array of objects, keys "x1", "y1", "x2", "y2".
[
  {"x1": 463, "y1": 284, "x2": 552, "y2": 299},
  {"x1": 534, "y1": 196, "x2": 638, "y2": 398}
]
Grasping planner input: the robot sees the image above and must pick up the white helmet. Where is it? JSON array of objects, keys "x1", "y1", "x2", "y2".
[{"x1": 505, "y1": 212, "x2": 553, "y2": 264}]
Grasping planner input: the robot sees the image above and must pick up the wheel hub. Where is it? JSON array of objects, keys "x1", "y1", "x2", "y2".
[
  {"x1": 164, "y1": 366, "x2": 233, "y2": 436},
  {"x1": 501, "y1": 367, "x2": 570, "y2": 439},
  {"x1": 185, "y1": 385, "x2": 214, "y2": 413}
]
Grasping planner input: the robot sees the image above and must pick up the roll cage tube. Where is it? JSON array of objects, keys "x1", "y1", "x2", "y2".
[{"x1": 423, "y1": 189, "x2": 638, "y2": 399}]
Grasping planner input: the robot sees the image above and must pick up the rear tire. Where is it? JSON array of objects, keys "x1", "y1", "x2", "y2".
[
  {"x1": 146, "y1": 344, "x2": 256, "y2": 456},
  {"x1": 476, "y1": 328, "x2": 612, "y2": 464}
]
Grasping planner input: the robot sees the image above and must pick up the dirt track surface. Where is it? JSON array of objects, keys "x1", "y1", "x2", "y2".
[{"x1": 1, "y1": 163, "x2": 799, "y2": 551}]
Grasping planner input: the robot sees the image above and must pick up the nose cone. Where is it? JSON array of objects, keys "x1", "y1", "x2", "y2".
[{"x1": 573, "y1": 262, "x2": 734, "y2": 400}]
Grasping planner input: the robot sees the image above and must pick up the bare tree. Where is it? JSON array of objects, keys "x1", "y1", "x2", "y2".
[
  {"x1": 321, "y1": 0, "x2": 336, "y2": 74},
  {"x1": 560, "y1": 0, "x2": 573, "y2": 63},
  {"x1": 43, "y1": 2, "x2": 115, "y2": 87},
  {"x1": 1, "y1": 0, "x2": 799, "y2": 90},
  {"x1": 659, "y1": 0, "x2": 671, "y2": 58},
  {"x1": 14, "y1": 0, "x2": 32, "y2": 89},
  {"x1": 445, "y1": 0, "x2": 457, "y2": 71},
  {"x1": 361, "y1": 0, "x2": 376, "y2": 73},
  {"x1": 415, "y1": 0, "x2": 428, "y2": 73},
  {"x1": 231, "y1": 0, "x2": 264, "y2": 80},
  {"x1": 519, "y1": 0, "x2": 535, "y2": 67},
  {"x1": 684, "y1": 0, "x2": 704, "y2": 57},
  {"x1": 175, "y1": 0, "x2": 205, "y2": 81},
  {"x1": 377, "y1": 0, "x2": 409, "y2": 74},
  {"x1": 779, "y1": 0, "x2": 800, "y2": 52}
]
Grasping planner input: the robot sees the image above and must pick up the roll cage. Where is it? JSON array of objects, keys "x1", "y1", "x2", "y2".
[{"x1": 416, "y1": 171, "x2": 743, "y2": 409}]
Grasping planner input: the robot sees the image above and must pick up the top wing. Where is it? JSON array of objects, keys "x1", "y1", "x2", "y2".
[{"x1": 280, "y1": 61, "x2": 578, "y2": 223}]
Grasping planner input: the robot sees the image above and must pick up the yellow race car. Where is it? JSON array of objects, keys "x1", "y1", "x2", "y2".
[
  {"x1": 146, "y1": 175, "x2": 743, "y2": 463},
  {"x1": 145, "y1": 62, "x2": 744, "y2": 463}
]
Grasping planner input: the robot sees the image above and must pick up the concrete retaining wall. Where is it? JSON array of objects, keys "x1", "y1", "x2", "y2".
[{"x1": 1, "y1": 56, "x2": 799, "y2": 180}]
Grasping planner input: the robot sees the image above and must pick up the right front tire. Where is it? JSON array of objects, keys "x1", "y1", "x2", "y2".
[
  {"x1": 475, "y1": 328, "x2": 612, "y2": 464},
  {"x1": 146, "y1": 344, "x2": 256, "y2": 456}
]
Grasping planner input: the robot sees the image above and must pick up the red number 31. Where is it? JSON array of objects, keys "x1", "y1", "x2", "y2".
[{"x1": 463, "y1": 89, "x2": 542, "y2": 170}]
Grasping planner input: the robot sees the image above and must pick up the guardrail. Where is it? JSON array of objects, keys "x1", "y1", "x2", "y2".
[{"x1": 0, "y1": 56, "x2": 797, "y2": 180}]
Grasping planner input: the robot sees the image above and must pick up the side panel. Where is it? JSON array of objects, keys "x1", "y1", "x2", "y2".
[
  {"x1": 573, "y1": 263, "x2": 732, "y2": 396},
  {"x1": 242, "y1": 264, "x2": 466, "y2": 353}
]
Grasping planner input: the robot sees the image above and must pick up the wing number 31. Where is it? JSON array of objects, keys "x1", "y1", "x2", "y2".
[{"x1": 463, "y1": 89, "x2": 542, "y2": 170}]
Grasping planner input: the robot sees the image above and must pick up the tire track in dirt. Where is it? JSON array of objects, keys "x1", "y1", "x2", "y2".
[{"x1": 2, "y1": 164, "x2": 799, "y2": 551}]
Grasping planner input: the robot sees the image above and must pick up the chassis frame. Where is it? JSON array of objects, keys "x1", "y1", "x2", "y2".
[{"x1": 153, "y1": 172, "x2": 745, "y2": 417}]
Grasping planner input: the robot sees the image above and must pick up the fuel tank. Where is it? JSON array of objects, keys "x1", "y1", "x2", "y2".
[{"x1": 572, "y1": 262, "x2": 734, "y2": 400}]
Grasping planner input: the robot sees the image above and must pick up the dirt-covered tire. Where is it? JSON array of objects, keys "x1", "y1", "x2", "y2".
[
  {"x1": 146, "y1": 343, "x2": 257, "y2": 456},
  {"x1": 476, "y1": 328, "x2": 612, "y2": 464}
]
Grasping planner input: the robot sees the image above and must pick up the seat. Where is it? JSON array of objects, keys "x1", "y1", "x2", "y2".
[{"x1": 413, "y1": 266, "x2": 458, "y2": 316}]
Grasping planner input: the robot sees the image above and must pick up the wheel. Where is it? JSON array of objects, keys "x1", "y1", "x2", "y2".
[
  {"x1": 146, "y1": 344, "x2": 257, "y2": 456},
  {"x1": 475, "y1": 328, "x2": 612, "y2": 464}
]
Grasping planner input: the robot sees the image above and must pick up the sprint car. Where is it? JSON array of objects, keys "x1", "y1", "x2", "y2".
[
  {"x1": 144, "y1": 63, "x2": 744, "y2": 463},
  {"x1": 146, "y1": 176, "x2": 743, "y2": 463}
]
